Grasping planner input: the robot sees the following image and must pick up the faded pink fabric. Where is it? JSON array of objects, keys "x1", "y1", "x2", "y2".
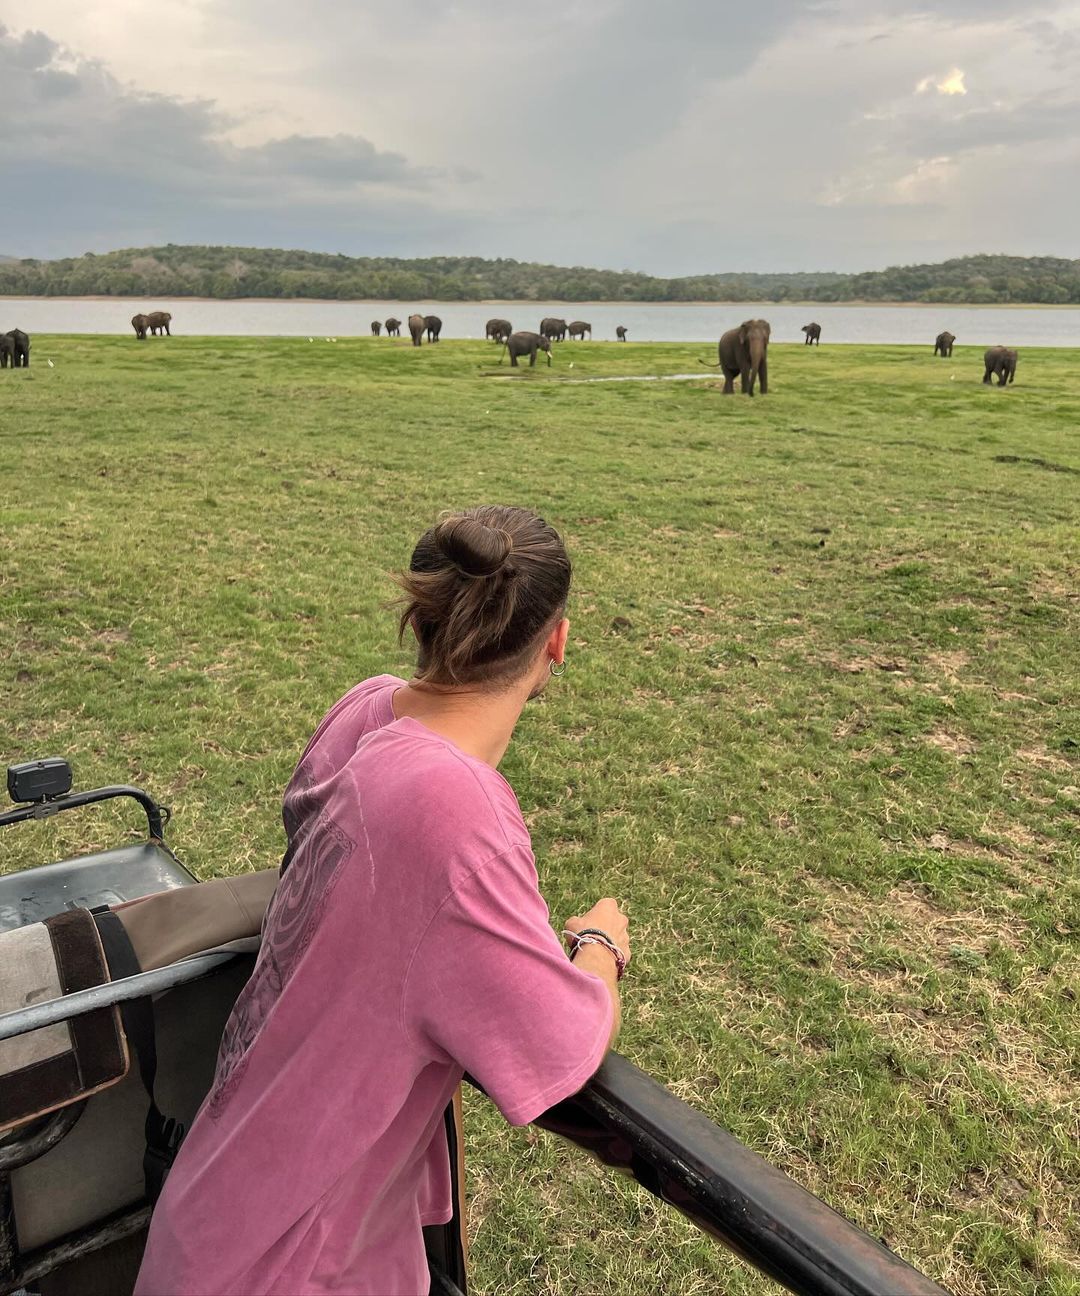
[{"x1": 135, "y1": 675, "x2": 612, "y2": 1296}]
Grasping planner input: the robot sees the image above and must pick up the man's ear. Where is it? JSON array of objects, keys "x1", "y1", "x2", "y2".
[{"x1": 547, "y1": 617, "x2": 570, "y2": 665}]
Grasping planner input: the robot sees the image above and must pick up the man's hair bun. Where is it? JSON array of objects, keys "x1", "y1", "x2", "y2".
[{"x1": 434, "y1": 516, "x2": 513, "y2": 578}]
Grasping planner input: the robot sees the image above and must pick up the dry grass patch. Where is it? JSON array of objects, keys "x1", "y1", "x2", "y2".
[
  {"x1": 1017, "y1": 746, "x2": 1075, "y2": 774},
  {"x1": 926, "y1": 729, "x2": 977, "y2": 757},
  {"x1": 924, "y1": 649, "x2": 971, "y2": 682}
]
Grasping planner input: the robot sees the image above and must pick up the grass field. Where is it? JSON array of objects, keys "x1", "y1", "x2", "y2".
[{"x1": 1, "y1": 334, "x2": 1078, "y2": 1296}]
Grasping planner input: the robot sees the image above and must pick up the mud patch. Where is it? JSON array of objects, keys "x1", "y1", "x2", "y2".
[{"x1": 992, "y1": 454, "x2": 1079, "y2": 475}]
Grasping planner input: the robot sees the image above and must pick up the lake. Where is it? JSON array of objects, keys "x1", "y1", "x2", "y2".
[{"x1": 2, "y1": 297, "x2": 1079, "y2": 346}]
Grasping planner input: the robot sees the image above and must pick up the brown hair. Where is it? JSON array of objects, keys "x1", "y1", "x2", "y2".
[{"x1": 396, "y1": 506, "x2": 571, "y2": 686}]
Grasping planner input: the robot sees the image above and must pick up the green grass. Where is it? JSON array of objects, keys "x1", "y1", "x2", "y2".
[{"x1": 2, "y1": 335, "x2": 1078, "y2": 1296}]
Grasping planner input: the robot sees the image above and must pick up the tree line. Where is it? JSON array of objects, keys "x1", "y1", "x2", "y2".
[{"x1": 3, "y1": 247, "x2": 1080, "y2": 304}]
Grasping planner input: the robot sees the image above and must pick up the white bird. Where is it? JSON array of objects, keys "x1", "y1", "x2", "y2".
[
  {"x1": 569, "y1": 362, "x2": 574, "y2": 369},
  {"x1": 331, "y1": 337, "x2": 337, "y2": 343},
  {"x1": 308, "y1": 337, "x2": 314, "y2": 343},
  {"x1": 47, "y1": 359, "x2": 55, "y2": 368}
]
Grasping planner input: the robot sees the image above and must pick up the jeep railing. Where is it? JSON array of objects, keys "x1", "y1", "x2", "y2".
[{"x1": 1, "y1": 964, "x2": 947, "y2": 1296}]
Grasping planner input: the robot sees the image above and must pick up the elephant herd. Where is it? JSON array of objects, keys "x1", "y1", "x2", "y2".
[
  {"x1": 131, "y1": 311, "x2": 172, "y2": 339},
  {"x1": 0, "y1": 328, "x2": 30, "y2": 368},
  {"x1": 363, "y1": 316, "x2": 629, "y2": 353},
  {"x1": 94, "y1": 310, "x2": 1010, "y2": 389},
  {"x1": 489, "y1": 318, "x2": 626, "y2": 344},
  {"x1": 368, "y1": 315, "x2": 441, "y2": 344},
  {"x1": 935, "y1": 332, "x2": 1018, "y2": 386},
  {"x1": 690, "y1": 320, "x2": 1021, "y2": 397}
]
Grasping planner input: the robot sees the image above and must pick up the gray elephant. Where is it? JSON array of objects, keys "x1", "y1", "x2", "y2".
[
  {"x1": 699, "y1": 319, "x2": 771, "y2": 395},
  {"x1": 485, "y1": 318, "x2": 512, "y2": 343},
  {"x1": 567, "y1": 321, "x2": 592, "y2": 340},
  {"x1": 146, "y1": 311, "x2": 172, "y2": 336},
  {"x1": 385, "y1": 318, "x2": 402, "y2": 337},
  {"x1": 408, "y1": 314, "x2": 426, "y2": 346},
  {"x1": 983, "y1": 346, "x2": 1017, "y2": 386},
  {"x1": 801, "y1": 322, "x2": 821, "y2": 345},
  {"x1": 501, "y1": 331, "x2": 552, "y2": 368},
  {"x1": 371, "y1": 320, "x2": 382, "y2": 336},
  {"x1": 615, "y1": 326, "x2": 627, "y2": 341},
  {"x1": 540, "y1": 317, "x2": 567, "y2": 342},
  {"x1": 934, "y1": 331, "x2": 956, "y2": 357},
  {"x1": 424, "y1": 315, "x2": 442, "y2": 342},
  {"x1": 131, "y1": 314, "x2": 150, "y2": 340},
  {"x1": 2, "y1": 328, "x2": 30, "y2": 368}
]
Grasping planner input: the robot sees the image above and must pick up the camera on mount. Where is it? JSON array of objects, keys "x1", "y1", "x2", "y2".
[{"x1": 7, "y1": 758, "x2": 74, "y2": 803}]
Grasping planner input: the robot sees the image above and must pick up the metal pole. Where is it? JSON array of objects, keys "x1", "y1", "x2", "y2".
[{"x1": 0, "y1": 952, "x2": 236, "y2": 1043}]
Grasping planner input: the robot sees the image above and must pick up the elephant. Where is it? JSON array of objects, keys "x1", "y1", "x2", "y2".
[
  {"x1": 934, "y1": 331, "x2": 956, "y2": 357},
  {"x1": 801, "y1": 322, "x2": 821, "y2": 345},
  {"x1": 131, "y1": 314, "x2": 150, "y2": 340},
  {"x1": 567, "y1": 321, "x2": 592, "y2": 340},
  {"x1": 501, "y1": 331, "x2": 552, "y2": 368},
  {"x1": 699, "y1": 319, "x2": 771, "y2": 395},
  {"x1": 540, "y1": 317, "x2": 567, "y2": 342},
  {"x1": 424, "y1": 315, "x2": 442, "y2": 343},
  {"x1": 408, "y1": 314, "x2": 426, "y2": 346},
  {"x1": 371, "y1": 320, "x2": 382, "y2": 336},
  {"x1": 385, "y1": 318, "x2": 402, "y2": 337},
  {"x1": 983, "y1": 346, "x2": 1017, "y2": 386},
  {"x1": 146, "y1": 311, "x2": 172, "y2": 336},
  {"x1": 615, "y1": 326, "x2": 627, "y2": 341},
  {"x1": 485, "y1": 318, "x2": 512, "y2": 343},
  {"x1": 3, "y1": 328, "x2": 30, "y2": 368}
]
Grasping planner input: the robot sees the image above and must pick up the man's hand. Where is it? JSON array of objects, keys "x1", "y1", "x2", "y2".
[{"x1": 565, "y1": 898, "x2": 630, "y2": 965}]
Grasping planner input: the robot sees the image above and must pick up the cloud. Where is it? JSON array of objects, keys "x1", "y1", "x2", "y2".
[
  {"x1": 2, "y1": 1, "x2": 1080, "y2": 271},
  {"x1": 0, "y1": 21, "x2": 471, "y2": 256},
  {"x1": 918, "y1": 67, "x2": 968, "y2": 95}
]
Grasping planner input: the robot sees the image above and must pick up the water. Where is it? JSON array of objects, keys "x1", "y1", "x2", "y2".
[{"x1": 1, "y1": 297, "x2": 1078, "y2": 346}]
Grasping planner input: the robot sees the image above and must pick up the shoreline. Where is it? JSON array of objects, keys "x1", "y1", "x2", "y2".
[{"x1": 1, "y1": 295, "x2": 1076, "y2": 311}]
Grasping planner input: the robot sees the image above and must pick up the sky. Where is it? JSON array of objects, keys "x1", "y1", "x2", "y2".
[{"x1": 2, "y1": 0, "x2": 1079, "y2": 274}]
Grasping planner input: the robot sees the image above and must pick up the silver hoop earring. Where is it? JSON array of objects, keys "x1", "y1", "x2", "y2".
[{"x1": 549, "y1": 660, "x2": 566, "y2": 677}]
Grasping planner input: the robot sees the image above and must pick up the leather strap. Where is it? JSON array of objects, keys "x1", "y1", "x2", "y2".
[{"x1": 91, "y1": 907, "x2": 184, "y2": 1203}]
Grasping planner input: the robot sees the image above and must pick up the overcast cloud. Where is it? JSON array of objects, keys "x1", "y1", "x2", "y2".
[{"x1": 2, "y1": 0, "x2": 1079, "y2": 272}]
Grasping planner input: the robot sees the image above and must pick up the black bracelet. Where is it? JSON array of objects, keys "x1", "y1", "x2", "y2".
[
  {"x1": 575, "y1": 927, "x2": 615, "y2": 944},
  {"x1": 566, "y1": 928, "x2": 627, "y2": 980}
]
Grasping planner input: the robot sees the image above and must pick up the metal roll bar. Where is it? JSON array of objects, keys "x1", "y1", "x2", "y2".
[{"x1": 1, "y1": 960, "x2": 948, "y2": 1296}]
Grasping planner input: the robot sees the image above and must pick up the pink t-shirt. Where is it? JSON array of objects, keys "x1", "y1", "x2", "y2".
[{"x1": 135, "y1": 675, "x2": 612, "y2": 1296}]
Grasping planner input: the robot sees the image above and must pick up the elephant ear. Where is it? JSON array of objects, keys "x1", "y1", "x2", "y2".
[
  {"x1": 738, "y1": 323, "x2": 750, "y2": 344},
  {"x1": 762, "y1": 321, "x2": 771, "y2": 338}
]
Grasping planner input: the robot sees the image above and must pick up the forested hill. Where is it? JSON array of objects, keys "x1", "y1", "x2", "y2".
[{"x1": 2, "y1": 247, "x2": 1080, "y2": 304}]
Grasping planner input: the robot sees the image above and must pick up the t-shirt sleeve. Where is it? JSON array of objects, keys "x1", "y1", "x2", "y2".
[{"x1": 401, "y1": 844, "x2": 614, "y2": 1126}]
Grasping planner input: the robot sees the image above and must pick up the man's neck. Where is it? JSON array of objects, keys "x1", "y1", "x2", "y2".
[{"x1": 391, "y1": 680, "x2": 526, "y2": 768}]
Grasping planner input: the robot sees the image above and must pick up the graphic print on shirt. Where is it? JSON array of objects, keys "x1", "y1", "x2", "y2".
[{"x1": 207, "y1": 786, "x2": 355, "y2": 1117}]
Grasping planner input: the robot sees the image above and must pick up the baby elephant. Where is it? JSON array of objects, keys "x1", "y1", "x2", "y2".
[
  {"x1": 934, "y1": 331, "x2": 956, "y2": 357},
  {"x1": 983, "y1": 346, "x2": 1017, "y2": 386},
  {"x1": 370, "y1": 320, "x2": 382, "y2": 336},
  {"x1": 502, "y1": 331, "x2": 552, "y2": 368},
  {"x1": 615, "y1": 326, "x2": 627, "y2": 341},
  {"x1": 801, "y1": 322, "x2": 821, "y2": 345},
  {"x1": 1, "y1": 328, "x2": 30, "y2": 368},
  {"x1": 131, "y1": 314, "x2": 150, "y2": 339}
]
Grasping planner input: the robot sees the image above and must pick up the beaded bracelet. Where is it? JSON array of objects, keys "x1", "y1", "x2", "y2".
[{"x1": 562, "y1": 927, "x2": 627, "y2": 981}]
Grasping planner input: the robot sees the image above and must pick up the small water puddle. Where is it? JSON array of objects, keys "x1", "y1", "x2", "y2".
[{"x1": 556, "y1": 372, "x2": 716, "y2": 384}]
